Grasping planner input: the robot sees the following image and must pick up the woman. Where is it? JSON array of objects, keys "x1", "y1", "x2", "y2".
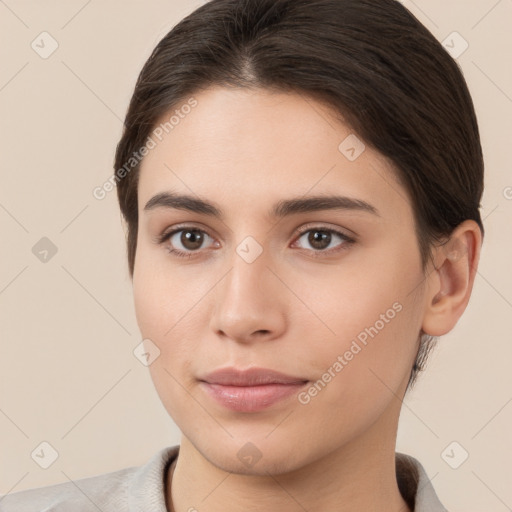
[{"x1": 1, "y1": 0, "x2": 483, "y2": 510}]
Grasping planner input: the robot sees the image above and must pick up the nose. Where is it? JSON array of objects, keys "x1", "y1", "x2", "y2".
[{"x1": 209, "y1": 245, "x2": 287, "y2": 344}]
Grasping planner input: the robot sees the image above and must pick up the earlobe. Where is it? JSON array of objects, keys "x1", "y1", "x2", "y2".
[{"x1": 421, "y1": 220, "x2": 482, "y2": 336}]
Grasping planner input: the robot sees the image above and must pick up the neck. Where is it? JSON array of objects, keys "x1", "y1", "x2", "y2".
[{"x1": 168, "y1": 405, "x2": 411, "y2": 512}]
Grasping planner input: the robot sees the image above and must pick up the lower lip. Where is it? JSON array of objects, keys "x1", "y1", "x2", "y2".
[{"x1": 200, "y1": 381, "x2": 308, "y2": 412}]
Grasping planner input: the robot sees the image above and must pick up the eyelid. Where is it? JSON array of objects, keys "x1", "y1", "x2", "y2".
[
  {"x1": 292, "y1": 222, "x2": 356, "y2": 241},
  {"x1": 153, "y1": 222, "x2": 215, "y2": 245},
  {"x1": 290, "y1": 224, "x2": 356, "y2": 256}
]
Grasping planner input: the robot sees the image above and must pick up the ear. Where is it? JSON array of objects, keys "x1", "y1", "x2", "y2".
[{"x1": 421, "y1": 220, "x2": 482, "y2": 336}]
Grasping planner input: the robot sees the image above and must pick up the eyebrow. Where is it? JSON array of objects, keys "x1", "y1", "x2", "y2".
[{"x1": 143, "y1": 191, "x2": 379, "y2": 218}]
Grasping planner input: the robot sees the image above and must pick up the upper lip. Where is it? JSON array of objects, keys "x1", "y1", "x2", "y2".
[{"x1": 200, "y1": 367, "x2": 308, "y2": 386}]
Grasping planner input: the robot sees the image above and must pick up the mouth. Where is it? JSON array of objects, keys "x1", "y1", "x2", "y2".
[{"x1": 199, "y1": 367, "x2": 309, "y2": 412}]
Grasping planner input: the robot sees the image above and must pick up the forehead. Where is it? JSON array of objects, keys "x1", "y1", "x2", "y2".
[{"x1": 137, "y1": 86, "x2": 411, "y2": 223}]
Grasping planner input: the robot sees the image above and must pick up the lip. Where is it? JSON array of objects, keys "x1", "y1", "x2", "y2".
[
  {"x1": 199, "y1": 367, "x2": 309, "y2": 412},
  {"x1": 201, "y1": 367, "x2": 308, "y2": 386}
]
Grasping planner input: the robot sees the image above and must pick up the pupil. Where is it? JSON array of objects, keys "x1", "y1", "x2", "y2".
[
  {"x1": 183, "y1": 230, "x2": 203, "y2": 250},
  {"x1": 310, "y1": 231, "x2": 330, "y2": 249}
]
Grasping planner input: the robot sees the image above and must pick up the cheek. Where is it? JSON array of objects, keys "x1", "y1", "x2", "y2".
[
  {"x1": 294, "y1": 247, "x2": 423, "y2": 403},
  {"x1": 132, "y1": 247, "x2": 216, "y2": 375},
  {"x1": 133, "y1": 270, "x2": 198, "y2": 359},
  {"x1": 132, "y1": 240, "x2": 193, "y2": 340},
  {"x1": 133, "y1": 258, "x2": 203, "y2": 425}
]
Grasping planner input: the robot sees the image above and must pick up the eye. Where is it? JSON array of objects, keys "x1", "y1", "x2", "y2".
[
  {"x1": 292, "y1": 226, "x2": 355, "y2": 255},
  {"x1": 156, "y1": 224, "x2": 355, "y2": 260},
  {"x1": 157, "y1": 226, "x2": 217, "y2": 259}
]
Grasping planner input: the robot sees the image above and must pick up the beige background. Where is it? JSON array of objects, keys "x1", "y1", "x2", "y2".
[{"x1": 0, "y1": 0, "x2": 511, "y2": 510}]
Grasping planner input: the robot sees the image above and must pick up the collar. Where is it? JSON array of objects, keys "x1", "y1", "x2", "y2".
[{"x1": 127, "y1": 446, "x2": 448, "y2": 512}]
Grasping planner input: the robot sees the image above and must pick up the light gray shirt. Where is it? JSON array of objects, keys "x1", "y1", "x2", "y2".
[{"x1": 0, "y1": 446, "x2": 448, "y2": 511}]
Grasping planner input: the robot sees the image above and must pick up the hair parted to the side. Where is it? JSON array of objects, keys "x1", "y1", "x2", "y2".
[{"x1": 114, "y1": 0, "x2": 484, "y2": 391}]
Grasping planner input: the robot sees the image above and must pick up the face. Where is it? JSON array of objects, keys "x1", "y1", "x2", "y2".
[{"x1": 133, "y1": 86, "x2": 428, "y2": 475}]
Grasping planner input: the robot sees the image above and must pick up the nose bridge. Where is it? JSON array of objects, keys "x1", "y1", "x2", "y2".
[
  {"x1": 220, "y1": 240, "x2": 271, "y2": 314},
  {"x1": 210, "y1": 236, "x2": 285, "y2": 341}
]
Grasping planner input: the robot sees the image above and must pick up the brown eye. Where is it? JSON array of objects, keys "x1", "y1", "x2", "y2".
[
  {"x1": 307, "y1": 230, "x2": 332, "y2": 250},
  {"x1": 294, "y1": 227, "x2": 354, "y2": 254},
  {"x1": 158, "y1": 227, "x2": 216, "y2": 258},
  {"x1": 177, "y1": 229, "x2": 206, "y2": 251}
]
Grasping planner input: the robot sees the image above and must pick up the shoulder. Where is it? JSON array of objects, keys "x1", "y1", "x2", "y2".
[
  {"x1": 396, "y1": 452, "x2": 449, "y2": 512},
  {"x1": 0, "y1": 466, "x2": 136, "y2": 512},
  {"x1": 0, "y1": 445, "x2": 179, "y2": 512}
]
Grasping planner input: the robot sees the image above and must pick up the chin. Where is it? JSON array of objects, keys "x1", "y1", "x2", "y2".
[{"x1": 194, "y1": 435, "x2": 307, "y2": 477}]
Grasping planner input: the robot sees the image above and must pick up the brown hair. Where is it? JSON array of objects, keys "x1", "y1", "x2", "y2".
[{"x1": 114, "y1": 0, "x2": 484, "y2": 390}]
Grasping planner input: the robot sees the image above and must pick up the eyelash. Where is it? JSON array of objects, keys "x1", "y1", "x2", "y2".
[{"x1": 156, "y1": 224, "x2": 355, "y2": 260}]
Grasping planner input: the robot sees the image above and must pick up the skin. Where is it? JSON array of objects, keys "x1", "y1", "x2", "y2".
[{"x1": 132, "y1": 86, "x2": 481, "y2": 512}]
